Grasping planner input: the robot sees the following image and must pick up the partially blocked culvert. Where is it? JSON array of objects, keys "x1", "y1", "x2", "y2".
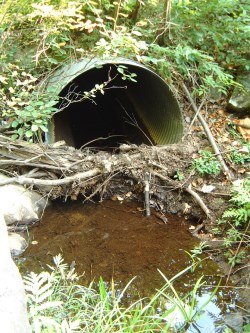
[{"x1": 46, "y1": 58, "x2": 183, "y2": 149}]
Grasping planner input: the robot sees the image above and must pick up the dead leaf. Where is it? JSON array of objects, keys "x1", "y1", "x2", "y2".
[
  {"x1": 238, "y1": 168, "x2": 246, "y2": 174},
  {"x1": 237, "y1": 126, "x2": 250, "y2": 142},
  {"x1": 200, "y1": 185, "x2": 215, "y2": 193},
  {"x1": 233, "y1": 118, "x2": 250, "y2": 142}
]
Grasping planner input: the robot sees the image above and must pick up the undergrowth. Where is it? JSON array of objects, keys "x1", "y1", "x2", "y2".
[
  {"x1": 1, "y1": 0, "x2": 248, "y2": 141},
  {"x1": 216, "y1": 179, "x2": 250, "y2": 267},
  {"x1": 24, "y1": 254, "x2": 218, "y2": 333},
  {"x1": 192, "y1": 150, "x2": 222, "y2": 176}
]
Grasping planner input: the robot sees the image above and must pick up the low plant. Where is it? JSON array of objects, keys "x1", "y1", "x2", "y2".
[
  {"x1": 222, "y1": 179, "x2": 250, "y2": 227},
  {"x1": 228, "y1": 146, "x2": 250, "y2": 165},
  {"x1": 0, "y1": 64, "x2": 59, "y2": 141},
  {"x1": 173, "y1": 169, "x2": 185, "y2": 181},
  {"x1": 184, "y1": 242, "x2": 209, "y2": 272},
  {"x1": 155, "y1": 271, "x2": 219, "y2": 332},
  {"x1": 23, "y1": 255, "x2": 220, "y2": 333},
  {"x1": 0, "y1": 61, "x2": 134, "y2": 142},
  {"x1": 192, "y1": 150, "x2": 221, "y2": 176},
  {"x1": 217, "y1": 179, "x2": 250, "y2": 266}
]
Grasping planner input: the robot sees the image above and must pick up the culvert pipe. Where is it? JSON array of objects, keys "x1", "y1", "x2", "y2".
[{"x1": 46, "y1": 58, "x2": 183, "y2": 149}]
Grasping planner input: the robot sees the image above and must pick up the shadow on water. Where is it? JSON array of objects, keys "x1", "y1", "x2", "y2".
[{"x1": 21, "y1": 200, "x2": 245, "y2": 332}]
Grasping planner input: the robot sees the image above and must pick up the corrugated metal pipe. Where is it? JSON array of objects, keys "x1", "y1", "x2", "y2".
[{"x1": 46, "y1": 58, "x2": 183, "y2": 149}]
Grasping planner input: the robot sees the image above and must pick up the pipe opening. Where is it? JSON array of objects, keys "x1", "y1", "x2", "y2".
[{"x1": 47, "y1": 60, "x2": 183, "y2": 149}]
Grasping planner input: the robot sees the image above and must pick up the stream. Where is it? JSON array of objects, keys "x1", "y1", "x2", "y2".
[{"x1": 21, "y1": 199, "x2": 246, "y2": 332}]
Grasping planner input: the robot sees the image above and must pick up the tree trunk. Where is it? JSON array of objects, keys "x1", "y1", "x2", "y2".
[
  {"x1": 155, "y1": 0, "x2": 172, "y2": 46},
  {"x1": 128, "y1": 0, "x2": 141, "y2": 24}
]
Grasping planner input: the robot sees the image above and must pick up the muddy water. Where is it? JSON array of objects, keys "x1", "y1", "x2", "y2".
[
  {"x1": 21, "y1": 200, "x2": 243, "y2": 331},
  {"x1": 22, "y1": 200, "x2": 215, "y2": 291}
]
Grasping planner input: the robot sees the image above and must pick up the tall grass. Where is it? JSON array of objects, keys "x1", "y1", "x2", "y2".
[{"x1": 23, "y1": 254, "x2": 218, "y2": 333}]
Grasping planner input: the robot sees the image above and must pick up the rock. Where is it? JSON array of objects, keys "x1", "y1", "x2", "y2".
[
  {"x1": 227, "y1": 72, "x2": 250, "y2": 114},
  {"x1": 8, "y1": 233, "x2": 28, "y2": 256},
  {"x1": 209, "y1": 86, "x2": 222, "y2": 101},
  {"x1": 0, "y1": 215, "x2": 31, "y2": 333},
  {"x1": 223, "y1": 312, "x2": 244, "y2": 332},
  {"x1": 0, "y1": 173, "x2": 48, "y2": 226}
]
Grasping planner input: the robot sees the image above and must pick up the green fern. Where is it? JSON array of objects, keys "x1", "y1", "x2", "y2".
[
  {"x1": 24, "y1": 254, "x2": 82, "y2": 333},
  {"x1": 222, "y1": 180, "x2": 250, "y2": 226},
  {"x1": 216, "y1": 179, "x2": 250, "y2": 265},
  {"x1": 223, "y1": 208, "x2": 249, "y2": 226}
]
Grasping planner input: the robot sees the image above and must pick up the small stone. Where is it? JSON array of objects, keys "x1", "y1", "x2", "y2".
[
  {"x1": 223, "y1": 312, "x2": 243, "y2": 332},
  {"x1": 8, "y1": 233, "x2": 28, "y2": 256}
]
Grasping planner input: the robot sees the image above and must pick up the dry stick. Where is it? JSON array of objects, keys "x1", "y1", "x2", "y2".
[
  {"x1": 182, "y1": 97, "x2": 207, "y2": 141},
  {"x1": 0, "y1": 169, "x2": 101, "y2": 187},
  {"x1": 79, "y1": 135, "x2": 124, "y2": 150},
  {"x1": 0, "y1": 172, "x2": 48, "y2": 186},
  {"x1": 144, "y1": 172, "x2": 151, "y2": 217},
  {"x1": 82, "y1": 169, "x2": 122, "y2": 203},
  {"x1": 185, "y1": 184, "x2": 212, "y2": 219},
  {"x1": 226, "y1": 219, "x2": 250, "y2": 284},
  {"x1": 0, "y1": 160, "x2": 67, "y2": 171},
  {"x1": 182, "y1": 83, "x2": 233, "y2": 180}
]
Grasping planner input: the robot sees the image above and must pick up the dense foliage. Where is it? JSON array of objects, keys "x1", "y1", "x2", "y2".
[{"x1": 0, "y1": 0, "x2": 249, "y2": 140}]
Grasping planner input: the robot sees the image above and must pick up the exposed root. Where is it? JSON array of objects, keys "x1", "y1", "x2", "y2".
[
  {"x1": 0, "y1": 134, "x2": 228, "y2": 221},
  {"x1": 144, "y1": 172, "x2": 151, "y2": 217}
]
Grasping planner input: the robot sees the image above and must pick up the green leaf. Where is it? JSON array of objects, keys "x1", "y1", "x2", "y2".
[
  {"x1": 31, "y1": 124, "x2": 38, "y2": 132},
  {"x1": 17, "y1": 128, "x2": 23, "y2": 136},
  {"x1": 48, "y1": 58, "x2": 59, "y2": 64},
  {"x1": 39, "y1": 125, "x2": 48, "y2": 132},
  {"x1": 11, "y1": 120, "x2": 19, "y2": 128},
  {"x1": 117, "y1": 67, "x2": 124, "y2": 74},
  {"x1": 11, "y1": 134, "x2": 18, "y2": 140},
  {"x1": 243, "y1": 323, "x2": 250, "y2": 332},
  {"x1": 25, "y1": 130, "x2": 33, "y2": 138}
]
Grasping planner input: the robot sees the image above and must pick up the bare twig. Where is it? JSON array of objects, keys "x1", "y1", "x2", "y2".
[
  {"x1": 183, "y1": 96, "x2": 207, "y2": 139},
  {"x1": 79, "y1": 135, "x2": 124, "y2": 150},
  {"x1": 144, "y1": 172, "x2": 151, "y2": 217},
  {"x1": 182, "y1": 83, "x2": 233, "y2": 180},
  {"x1": 54, "y1": 68, "x2": 126, "y2": 116},
  {"x1": 116, "y1": 98, "x2": 154, "y2": 145},
  {"x1": 185, "y1": 184, "x2": 212, "y2": 219}
]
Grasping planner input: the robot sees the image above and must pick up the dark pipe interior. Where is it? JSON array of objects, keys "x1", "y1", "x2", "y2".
[{"x1": 54, "y1": 65, "x2": 152, "y2": 149}]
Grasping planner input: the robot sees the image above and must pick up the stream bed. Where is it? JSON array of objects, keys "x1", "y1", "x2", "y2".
[{"x1": 21, "y1": 199, "x2": 246, "y2": 332}]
